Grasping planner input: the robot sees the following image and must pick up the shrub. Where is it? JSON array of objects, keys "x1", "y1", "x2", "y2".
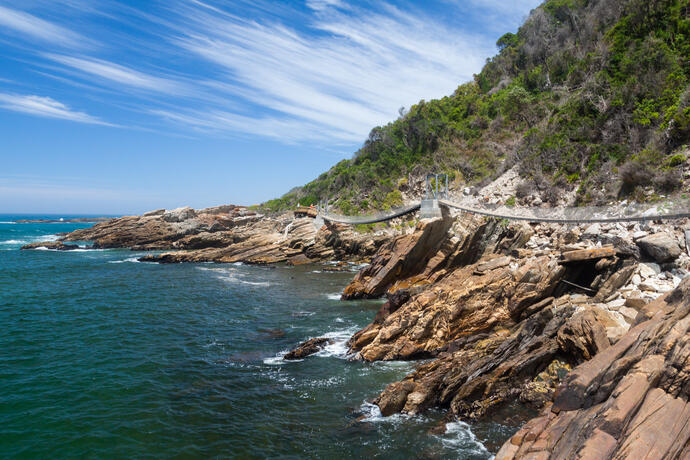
[
  {"x1": 515, "y1": 180, "x2": 536, "y2": 198},
  {"x1": 667, "y1": 154, "x2": 686, "y2": 167},
  {"x1": 619, "y1": 161, "x2": 653, "y2": 187},
  {"x1": 382, "y1": 190, "x2": 403, "y2": 210},
  {"x1": 655, "y1": 170, "x2": 683, "y2": 192}
]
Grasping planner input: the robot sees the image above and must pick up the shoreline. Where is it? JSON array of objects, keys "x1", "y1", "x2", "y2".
[{"x1": 20, "y1": 204, "x2": 690, "y2": 456}]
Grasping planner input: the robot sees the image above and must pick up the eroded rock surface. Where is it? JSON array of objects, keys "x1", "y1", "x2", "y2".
[
  {"x1": 22, "y1": 204, "x2": 391, "y2": 265},
  {"x1": 342, "y1": 215, "x2": 533, "y2": 300},
  {"x1": 344, "y1": 216, "x2": 690, "y2": 433},
  {"x1": 496, "y1": 278, "x2": 690, "y2": 460}
]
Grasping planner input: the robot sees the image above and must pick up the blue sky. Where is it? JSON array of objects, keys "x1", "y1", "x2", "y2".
[{"x1": 0, "y1": 0, "x2": 541, "y2": 214}]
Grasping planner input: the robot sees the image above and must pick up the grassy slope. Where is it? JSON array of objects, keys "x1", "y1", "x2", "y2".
[{"x1": 264, "y1": 0, "x2": 689, "y2": 214}]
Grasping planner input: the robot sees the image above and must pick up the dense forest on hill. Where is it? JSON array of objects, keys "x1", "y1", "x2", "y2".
[{"x1": 265, "y1": 0, "x2": 689, "y2": 213}]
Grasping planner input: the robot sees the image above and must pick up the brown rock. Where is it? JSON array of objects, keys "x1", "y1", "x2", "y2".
[
  {"x1": 20, "y1": 241, "x2": 83, "y2": 250},
  {"x1": 284, "y1": 337, "x2": 333, "y2": 360},
  {"x1": 559, "y1": 246, "x2": 616, "y2": 264},
  {"x1": 500, "y1": 278, "x2": 690, "y2": 459},
  {"x1": 556, "y1": 309, "x2": 611, "y2": 360}
]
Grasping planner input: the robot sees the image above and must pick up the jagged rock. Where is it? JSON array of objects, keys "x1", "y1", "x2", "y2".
[
  {"x1": 283, "y1": 337, "x2": 333, "y2": 360},
  {"x1": 593, "y1": 262, "x2": 636, "y2": 302},
  {"x1": 617, "y1": 306, "x2": 639, "y2": 323},
  {"x1": 556, "y1": 308, "x2": 611, "y2": 360},
  {"x1": 39, "y1": 206, "x2": 390, "y2": 265},
  {"x1": 636, "y1": 232, "x2": 683, "y2": 263},
  {"x1": 20, "y1": 241, "x2": 83, "y2": 250},
  {"x1": 496, "y1": 278, "x2": 690, "y2": 460},
  {"x1": 639, "y1": 262, "x2": 661, "y2": 277},
  {"x1": 625, "y1": 297, "x2": 647, "y2": 309},
  {"x1": 342, "y1": 215, "x2": 533, "y2": 300},
  {"x1": 341, "y1": 217, "x2": 454, "y2": 299},
  {"x1": 372, "y1": 301, "x2": 618, "y2": 420},
  {"x1": 351, "y1": 253, "x2": 566, "y2": 362}
]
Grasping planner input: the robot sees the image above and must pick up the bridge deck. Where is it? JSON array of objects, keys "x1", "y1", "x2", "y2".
[{"x1": 321, "y1": 203, "x2": 421, "y2": 224}]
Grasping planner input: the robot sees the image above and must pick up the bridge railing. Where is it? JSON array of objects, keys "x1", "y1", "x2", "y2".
[
  {"x1": 440, "y1": 197, "x2": 690, "y2": 223},
  {"x1": 317, "y1": 195, "x2": 689, "y2": 225}
]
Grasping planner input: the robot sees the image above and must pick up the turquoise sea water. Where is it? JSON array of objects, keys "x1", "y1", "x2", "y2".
[{"x1": 1, "y1": 216, "x2": 515, "y2": 459}]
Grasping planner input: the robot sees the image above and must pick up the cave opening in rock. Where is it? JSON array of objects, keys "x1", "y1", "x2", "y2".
[{"x1": 555, "y1": 259, "x2": 600, "y2": 297}]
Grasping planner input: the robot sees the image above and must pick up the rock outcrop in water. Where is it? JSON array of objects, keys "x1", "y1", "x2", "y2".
[
  {"x1": 20, "y1": 241, "x2": 84, "y2": 251},
  {"x1": 20, "y1": 199, "x2": 690, "y2": 457},
  {"x1": 22, "y1": 204, "x2": 392, "y2": 265},
  {"x1": 284, "y1": 337, "x2": 333, "y2": 360}
]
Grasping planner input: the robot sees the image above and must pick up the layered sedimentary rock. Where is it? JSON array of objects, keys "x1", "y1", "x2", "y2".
[
  {"x1": 345, "y1": 215, "x2": 690, "y2": 431},
  {"x1": 496, "y1": 278, "x2": 690, "y2": 460},
  {"x1": 22, "y1": 204, "x2": 391, "y2": 265},
  {"x1": 342, "y1": 215, "x2": 533, "y2": 300}
]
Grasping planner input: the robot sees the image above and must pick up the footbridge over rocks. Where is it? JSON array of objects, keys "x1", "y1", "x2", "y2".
[
  {"x1": 320, "y1": 199, "x2": 690, "y2": 225},
  {"x1": 318, "y1": 175, "x2": 690, "y2": 225}
]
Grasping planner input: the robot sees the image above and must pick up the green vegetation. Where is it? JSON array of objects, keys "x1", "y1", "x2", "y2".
[{"x1": 264, "y1": 0, "x2": 689, "y2": 213}]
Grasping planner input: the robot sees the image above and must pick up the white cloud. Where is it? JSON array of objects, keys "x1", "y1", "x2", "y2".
[
  {"x1": 46, "y1": 54, "x2": 190, "y2": 95},
  {"x1": 0, "y1": 92, "x2": 109, "y2": 125},
  {"x1": 305, "y1": 0, "x2": 346, "y2": 11},
  {"x1": 0, "y1": 5, "x2": 86, "y2": 48}
]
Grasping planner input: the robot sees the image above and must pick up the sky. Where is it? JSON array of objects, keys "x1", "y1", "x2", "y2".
[{"x1": 0, "y1": 0, "x2": 541, "y2": 214}]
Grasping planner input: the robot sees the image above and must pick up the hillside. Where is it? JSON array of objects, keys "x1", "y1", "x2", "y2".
[{"x1": 265, "y1": 0, "x2": 689, "y2": 214}]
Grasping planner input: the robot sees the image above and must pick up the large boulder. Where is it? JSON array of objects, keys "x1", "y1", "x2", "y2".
[{"x1": 636, "y1": 232, "x2": 682, "y2": 263}]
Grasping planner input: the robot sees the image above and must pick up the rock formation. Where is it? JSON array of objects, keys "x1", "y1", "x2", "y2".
[
  {"x1": 496, "y1": 277, "x2": 690, "y2": 460},
  {"x1": 284, "y1": 337, "x2": 333, "y2": 360},
  {"x1": 22, "y1": 204, "x2": 392, "y2": 265},
  {"x1": 342, "y1": 213, "x2": 690, "y2": 454}
]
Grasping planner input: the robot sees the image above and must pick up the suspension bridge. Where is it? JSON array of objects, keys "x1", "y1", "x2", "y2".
[{"x1": 315, "y1": 174, "x2": 690, "y2": 225}]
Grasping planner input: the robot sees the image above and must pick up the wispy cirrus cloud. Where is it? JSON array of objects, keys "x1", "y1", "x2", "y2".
[
  {"x1": 0, "y1": 4, "x2": 87, "y2": 48},
  {"x1": 46, "y1": 54, "x2": 190, "y2": 95},
  {"x1": 0, "y1": 92, "x2": 110, "y2": 125},
  {"x1": 0, "y1": 0, "x2": 541, "y2": 144},
  {"x1": 165, "y1": 1, "x2": 491, "y2": 142},
  {"x1": 305, "y1": 0, "x2": 347, "y2": 11}
]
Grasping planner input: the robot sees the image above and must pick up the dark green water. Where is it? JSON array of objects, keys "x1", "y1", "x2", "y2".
[{"x1": 1, "y1": 216, "x2": 513, "y2": 458}]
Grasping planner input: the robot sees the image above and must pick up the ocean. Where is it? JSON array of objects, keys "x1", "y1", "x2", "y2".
[{"x1": 0, "y1": 215, "x2": 513, "y2": 458}]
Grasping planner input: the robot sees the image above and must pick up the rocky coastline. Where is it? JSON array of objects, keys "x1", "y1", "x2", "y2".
[{"x1": 22, "y1": 204, "x2": 690, "y2": 458}]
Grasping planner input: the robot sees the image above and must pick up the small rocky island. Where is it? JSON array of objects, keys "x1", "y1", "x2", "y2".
[{"x1": 22, "y1": 199, "x2": 690, "y2": 458}]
